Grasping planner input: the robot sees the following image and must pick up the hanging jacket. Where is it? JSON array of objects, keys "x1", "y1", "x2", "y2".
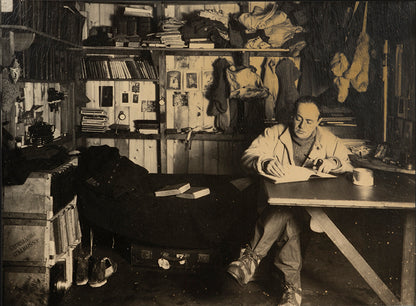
[
  {"x1": 262, "y1": 57, "x2": 280, "y2": 119},
  {"x1": 226, "y1": 65, "x2": 269, "y2": 100},
  {"x1": 241, "y1": 124, "x2": 353, "y2": 175},
  {"x1": 275, "y1": 58, "x2": 300, "y2": 123}
]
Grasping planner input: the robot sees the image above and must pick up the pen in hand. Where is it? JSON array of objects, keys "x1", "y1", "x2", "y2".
[{"x1": 304, "y1": 154, "x2": 323, "y2": 171}]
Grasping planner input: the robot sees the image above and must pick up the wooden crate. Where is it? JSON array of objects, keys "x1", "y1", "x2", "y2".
[
  {"x1": 3, "y1": 265, "x2": 51, "y2": 306},
  {"x1": 3, "y1": 250, "x2": 74, "y2": 306},
  {"x1": 2, "y1": 218, "x2": 51, "y2": 266},
  {"x1": 2, "y1": 196, "x2": 81, "y2": 267},
  {"x1": 2, "y1": 156, "x2": 78, "y2": 217}
]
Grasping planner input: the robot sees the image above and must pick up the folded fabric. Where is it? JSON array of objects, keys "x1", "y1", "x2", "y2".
[
  {"x1": 264, "y1": 19, "x2": 304, "y2": 48},
  {"x1": 239, "y1": 4, "x2": 287, "y2": 31},
  {"x1": 244, "y1": 36, "x2": 271, "y2": 49}
]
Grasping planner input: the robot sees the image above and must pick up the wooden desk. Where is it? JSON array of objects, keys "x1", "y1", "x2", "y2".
[{"x1": 264, "y1": 172, "x2": 415, "y2": 306}]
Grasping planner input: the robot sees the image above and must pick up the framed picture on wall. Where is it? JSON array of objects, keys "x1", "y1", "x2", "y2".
[
  {"x1": 173, "y1": 92, "x2": 188, "y2": 106},
  {"x1": 167, "y1": 71, "x2": 181, "y2": 90},
  {"x1": 185, "y1": 72, "x2": 199, "y2": 90}
]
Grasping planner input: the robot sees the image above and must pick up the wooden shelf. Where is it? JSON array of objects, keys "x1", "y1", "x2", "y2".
[
  {"x1": 82, "y1": 78, "x2": 158, "y2": 82},
  {"x1": 79, "y1": 131, "x2": 161, "y2": 139},
  {"x1": 165, "y1": 132, "x2": 253, "y2": 141},
  {"x1": 75, "y1": 46, "x2": 290, "y2": 57},
  {"x1": 0, "y1": 25, "x2": 81, "y2": 48}
]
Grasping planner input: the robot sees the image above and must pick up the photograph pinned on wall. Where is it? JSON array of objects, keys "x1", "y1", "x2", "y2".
[
  {"x1": 167, "y1": 71, "x2": 181, "y2": 90},
  {"x1": 174, "y1": 56, "x2": 190, "y2": 69},
  {"x1": 141, "y1": 100, "x2": 156, "y2": 112},
  {"x1": 185, "y1": 72, "x2": 199, "y2": 90},
  {"x1": 133, "y1": 94, "x2": 139, "y2": 104},
  {"x1": 173, "y1": 92, "x2": 189, "y2": 107},
  {"x1": 122, "y1": 92, "x2": 129, "y2": 103},
  {"x1": 131, "y1": 83, "x2": 140, "y2": 93},
  {"x1": 99, "y1": 86, "x2": 113, "y2": 107},
  {"x1": 202, "y1": 70, "x2": 214, "y2": 93}
]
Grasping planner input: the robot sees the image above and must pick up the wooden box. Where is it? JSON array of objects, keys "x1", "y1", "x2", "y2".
[
  {"x1": 2, "y1": 196, "x2": 81, "y2": 267},
  {"x1": 2, "y1": 218, "x2": 50, "y2": 266},
  {"x1": 2, "y1": 156, "x2": 78, "y2": 217},
  {"x1": 3, "y1": 265, "x2": 51, "y2": 306},
  {"x1": 3, "y1": 250, "x2": 74, "y2": 306}
]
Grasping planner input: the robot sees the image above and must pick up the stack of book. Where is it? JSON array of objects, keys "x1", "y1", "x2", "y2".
[
  {"x1": 188, "y1": 38, "x2": 215, "y2": 49},
  {"x1": 80, "y1": 108, "x2": 108, "y2": 133},
  {"x1": 158, "y1": 31, "x2": 185, "y2": 48},
  {"x1": 159, "y1": 18, "x2": 186, "y2": 48}
]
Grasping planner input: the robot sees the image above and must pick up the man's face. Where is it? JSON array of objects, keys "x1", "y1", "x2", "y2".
[{"x1": 292, "y1": 102, "x2": 322, "y2": 139}]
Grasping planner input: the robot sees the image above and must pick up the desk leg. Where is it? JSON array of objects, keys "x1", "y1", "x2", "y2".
[
  {"x1": 305, "y1": 207, "x2": 400, "y2": 306},
  {"x1": 401, "y1": 211, "x2": 415, "y2": 305}
]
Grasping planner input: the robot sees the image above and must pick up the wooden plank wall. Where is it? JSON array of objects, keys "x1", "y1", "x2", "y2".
[
  {"x1": 83, "y1": 80, "x2": 157, "y2": 130},
  {"x1": 23, "y1": 82, "x2": 74, "y2": 139},
  {"x1": 83, "y1": 80, "x2": 158, "y2": 172},
  {"x1": 166, "y1": 139, "x2": 247, "y2": 175},
  {"x1": 81, "y1": 137, "x2": 158, "y2": 173}
]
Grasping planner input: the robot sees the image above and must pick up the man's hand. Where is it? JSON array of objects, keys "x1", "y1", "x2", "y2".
[
  {"x1": 314, "y1": 158, "x2": 338, "y2": 173},
  {"x1": 263, "y1": 159, "x2": 286, "y2": 177}
]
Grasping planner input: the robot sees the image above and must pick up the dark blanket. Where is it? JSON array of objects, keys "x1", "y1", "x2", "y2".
[{"x1": 76, "y1": 145, "x2": 259, "y2": 249}]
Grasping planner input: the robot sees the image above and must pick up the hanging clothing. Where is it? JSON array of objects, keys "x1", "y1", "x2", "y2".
[
  {"x1": 344, "y1": 31, "x2": 370, "y2": 93},
  {"x1": 262, "y1": 57, "x2": 280, "y2": 120},
  {"x1": 275, "y1": 58, "x2": 300, "y2": 123},
  {"x1": 226, "y1": 65, "x2": 269, "y2": 100}
]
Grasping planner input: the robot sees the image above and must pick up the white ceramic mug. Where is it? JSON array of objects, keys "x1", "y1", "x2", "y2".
[{"x1": 353, "y1": 168, "x2": 374, "y2": 186}]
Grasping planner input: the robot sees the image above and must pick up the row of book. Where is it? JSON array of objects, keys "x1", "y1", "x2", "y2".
[
  {"x1": 2, "y1": 0, "x2": 85, "y2": 45},
  {"x1": 52, "y1": 203, "x2": 81, "y2": 256},
  {"x1": 80, "y1": 108, "x2": 108, "y2": 133},
  {"x1": 16, "y1": 44, "x2": 75, "y2": 81},
  {"x1": 80, "y1": 57, "x2": 157, "y2": 80}
]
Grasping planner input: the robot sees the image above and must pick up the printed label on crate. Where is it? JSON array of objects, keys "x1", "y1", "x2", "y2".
[{"x1": 3, "y1": 225, "x2": 46, "y2": 262}]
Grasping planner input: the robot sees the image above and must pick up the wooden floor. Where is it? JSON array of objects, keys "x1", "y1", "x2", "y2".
[{"x1": 54, "y1": 208, "x2": 408, "y2": 306}]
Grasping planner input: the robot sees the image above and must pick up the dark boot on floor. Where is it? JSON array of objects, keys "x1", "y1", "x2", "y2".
[
  {"x1": 89, "y1": 257, "x2": 107, "y2": 288},
  {"x1": 75, "y1": 253, "x2": 91, "y2": 286},
  {"x1": 278, "y1": 282, "x2": 302, "y2": 306}
]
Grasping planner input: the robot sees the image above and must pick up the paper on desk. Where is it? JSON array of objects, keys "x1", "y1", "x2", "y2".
[{"x1": 261, "y1": 166, "x2": 336, "y2": 184}]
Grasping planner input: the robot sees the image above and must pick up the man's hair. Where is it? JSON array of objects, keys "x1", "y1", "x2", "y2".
[{"x1": 294, "y1": 96, "x2": 322, "y2": 118}]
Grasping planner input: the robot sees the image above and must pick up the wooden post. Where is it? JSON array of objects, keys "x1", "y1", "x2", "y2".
[
  {"x1": 401, "y1": 211, "x2": 415, "y2": 305},
  {"x1": 383, "y1": 40, "x2": 389, "y2": 142}
]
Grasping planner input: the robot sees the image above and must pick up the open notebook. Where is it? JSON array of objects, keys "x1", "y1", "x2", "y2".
[{"x1": 261, "y1": 166, "x2": 336, "y2": 184}]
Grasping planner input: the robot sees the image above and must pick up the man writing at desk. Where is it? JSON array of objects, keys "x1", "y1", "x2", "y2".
[{"x1": 227, "y1": 96, "x2": 353, "y2": 306}]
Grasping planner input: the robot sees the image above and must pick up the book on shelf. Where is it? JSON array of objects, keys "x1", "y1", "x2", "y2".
[
  {"x1": 188, "y1": 42, "x2": 215, "y2": 49},
  {"x1": 138, "y1": 128, "x2": 159, "y2": 134},
  {"x1": 124, "y1": 5, "x2": 153, "y2": 18},
  {"x1": 261, "y1": 166, "x2": 336, "y2": 184},
  {"x1": 81, "y1": 108, "x2": 107, "y2": 116},
  {"x1": 154, "y1": 182, "x2": 191, "y2": 197},
  {"x1": 176, "y1": 187, "x2": 210, "y2": 199}
]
